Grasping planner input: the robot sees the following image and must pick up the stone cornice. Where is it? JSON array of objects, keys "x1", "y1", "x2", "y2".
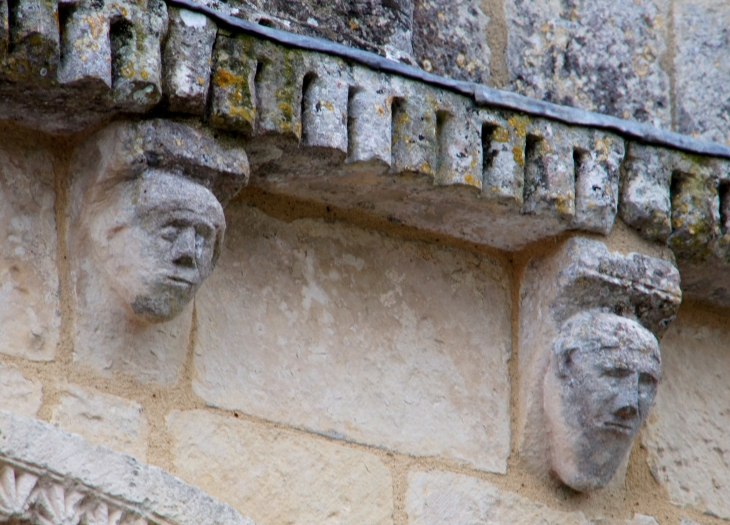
[
  {"x1": 2, "y1": 0, "x2": 730, "y2": 304},
  {"x1": 0, "y1": 411, "x2": 256, "y2": 525}
]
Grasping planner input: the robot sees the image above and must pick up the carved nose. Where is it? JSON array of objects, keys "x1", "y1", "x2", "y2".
[
  {"x1": 614, "y1": 404, "x2": 639, "y2": 420},
  {"x1": 172, "y1": 227, "x2": 196, "y2": 269}
]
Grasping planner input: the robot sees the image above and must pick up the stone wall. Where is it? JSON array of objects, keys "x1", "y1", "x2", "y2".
[
  {"x1": 0, "y1": 121, "x2": 724, "y2": 525},
  {"x1": 220, "y1": 0, "x2": 730, "y2": 143}
]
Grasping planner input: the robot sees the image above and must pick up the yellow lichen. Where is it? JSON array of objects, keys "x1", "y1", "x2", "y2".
[{"x1": 512, "y1": 146, "x2": 525, "y2": 167}]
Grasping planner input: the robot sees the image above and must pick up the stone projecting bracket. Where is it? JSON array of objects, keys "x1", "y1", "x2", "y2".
[
  {"x1": 518, "y1": 238, "x2": 681, "y2": 491},
  {"x1": 2, "y1": 0, "x2": 730, "y2": 304},
  {"x1": 0, "y1": 410, "x2": 257, "y2": 525}
]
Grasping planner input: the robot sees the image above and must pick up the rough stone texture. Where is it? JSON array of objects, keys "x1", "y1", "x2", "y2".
[
  {"x1": 50, "y1": 384, "x2": 149, "y2": 462},
  {"x1": 67, "y1": 120, "x2": 248, "y2": 384},
  {"x1": 673, "y1": 0, "x2": 730, "y2": 144},
  {"x1": 642, "y1": 308, "x2": 730, "y2": 519},
  {"x1": 162, "y1": 8, "x2": 218, "y2": 115},
  {"x1": 222, "y1": 0, "x2": 415, "y2": 64},
  {"x1": 411, "y1": 0, "x2": 490, "y2": 83},
  {"x1": 406, "y1": 470, "x2": 661, "y2": 524},
  {"x1": 0, "y1": 361, "x2": 42, "y2": 417},
  {"x1": 0, "y1": 128, "x2": 59, "y2": 361},
  {"x1": 167, "y1": 410, "x2": 393, "y2": 525},
  {"x1": 407, "y1": 469, "x2": 584, "y2": 524},
  {"x1": 0, "y1": 410, "x2": 256, "y2": 525},
  {"x1": 193, "y1": 204, "x2": 512, "y2": 473},
  {"x1": 505, "y1": 0, "x2": 671, "y2": 128},
  {"x1": 0, "y1": 0, "x2": 168, "y2": 133},
  {"x1": 518, "y1": 238, "x2": 680, "y2": 487}
]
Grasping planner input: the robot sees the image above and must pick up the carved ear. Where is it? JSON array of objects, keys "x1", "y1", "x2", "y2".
[{"x1": 557, "y1": 347, "x2": 576, "y2": 378}]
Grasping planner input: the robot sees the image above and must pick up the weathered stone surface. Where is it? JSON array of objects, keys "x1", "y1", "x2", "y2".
[
  {"x1": 405, "y1": 470, "x2": 591, "y2": 524},
  {"x1": 67, "y1": 120, "x2": 247, "y2": 384},
  {"x1": 518, "y1": 238, "x2": 680, "y2": 488},
  {"x1": 505, "y1": 0, "x2": 671, "y2": 128},
  {"x1": 412, "y1": 0, "x2": 490, "y2": 83},
  {"x1": 50, "y1": 384, "x2": 149, "y2": 462},
  {"x1": 193, "y1": 204, "x2": 512, "y2": 473},
  {"x1": 162, "y1": 8, "x2": 217, "y2": 115},
  {"x1": 223, "y1": 0, "x2": 415, "y2": 63},
  {"x1": 0, "y1": 361, "x2": 42, "y2": 417},
  {"x1": 0, "y1": 410, "x2": 256, "y2": 525},
  {"x1": 674, "y1": 0, "x2": 730, "y2": 144},
  {"x1": 0, "y1": 129, "x2": 58, "y2": 361},
  {"x1": 167, "y1": 410, "x2": 393, "y2": 525},
  {"x1": 642, "y1": 308, "x2": 730, "y2": 519},
  {"x1": 0, "y1": 0, "x2": 169, "y2": 133}
]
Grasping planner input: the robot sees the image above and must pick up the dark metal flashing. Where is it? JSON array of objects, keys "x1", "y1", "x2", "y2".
[{"x1": 168, "y1": 0, "x2": 730, "y2": 160}]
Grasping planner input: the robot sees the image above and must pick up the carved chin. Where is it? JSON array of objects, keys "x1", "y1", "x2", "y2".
[
  {"x1": 551, "y1": 426, "x2": 634, "y2": 492},
  {"x1": 131, "y1": 286, "x2": 195, "y2": 323}
]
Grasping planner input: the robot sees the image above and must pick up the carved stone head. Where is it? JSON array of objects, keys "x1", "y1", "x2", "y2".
[
  {"x1": 543, "y1": 311, "x2": 661, "y2": 491},
  {"x1": 69, "y1": 120, "x2": 248, "y2": 324}
]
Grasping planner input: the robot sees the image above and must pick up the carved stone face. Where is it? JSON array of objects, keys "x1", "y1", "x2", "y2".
[
  {"x1": 543, "y1": 311, "x2": 661, "y2": 491},
  {"x1": 91, "y1": 171, "x2": 225, "y2": 323}
]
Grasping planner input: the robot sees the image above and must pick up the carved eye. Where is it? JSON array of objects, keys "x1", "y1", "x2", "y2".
[
  {"x1": 602, "y1": 367, "x2": 631, "y2": 379},
  {"x1": 160, "y1": 225, "x2": 179, "y2": 242},
  {"x1": 639, "y1": 372, "x2": 657, "y2": 389}
]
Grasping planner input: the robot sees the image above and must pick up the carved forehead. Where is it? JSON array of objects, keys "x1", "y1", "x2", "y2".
[
  {"x1": 554, "y1": 311, "x2": 661, "y2": 364},
  {"x1": 134, "y1": 171, "x2": 225, "y2": 227}
]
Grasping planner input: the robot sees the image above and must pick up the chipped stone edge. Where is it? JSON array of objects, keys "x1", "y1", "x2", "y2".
[{"x1": 0, "y1": 411, "x2": 256, "y2": 525}]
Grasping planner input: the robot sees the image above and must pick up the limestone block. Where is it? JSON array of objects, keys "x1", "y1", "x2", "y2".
[
  {"x1": 162, "y1": 8, "x2": 217, "y2": 115},
  {"x1": 67, "y1": 120, "x2": 248, "y2": 384},
  {"x1": 518, "y1": 238, "x2": 680, "y2": 490},
  {"x1": 412, "y1": 0, "x2": 490, "y2": 83},
  {"x1": 193, "y1": 204, "x2": 512, "y2": 473},
  {"x1": 167, "y1": 410, "x2": 393, "y2": 525},
  {"x1": 0, "y1": 0, "x2": 59, "y2": 80},
  {"x1": 642, "y1": 309, "x2": 730, "y2": 519},
  {"x1": 250, "y1": 39, "x2": 305, "y2": 140},
  {"x1": 57, "y1": 3, "x2": 112, "y2": 87},
  {"x1": 50, "y1": 384, "x2": 149, "y2": 462},
  {"x1": 571, "y1": 132, "x2": 625, "y2": 235},
  {"x1": 390, "y1": 80, "x2": 439, "y2": 178},
  {"x1": 0, "y1": 361, "x2": 42, "y2": 417},
  {"x1": 0, "y1": 132, "x2": 59, "y2": 361},
  {"x1": 0, "y1": 411, "x2": 256, "y2": 525},
  {"x1": 107, "y1": 0, "x2": 168, "y2": 111},
  {"x1": 674, "y1": 0, "x2": 730, "y2": 144},
  {"x1": 522, "y1": 119, "x2": 575, "y2": 220},
  {"x1": 346, "y1": 66, "x2": 394, "y2": 170},
  {"x1": 405, "y1": 470, "x2": 591, "y2": 524},
  {"x1": 433, "y1": 91, "x2": 482, "y2": 191},
  {"x1": 300, "y1": 54, "x2": 350, "y2": 155},
  {"x1": 505, "y1": 0, "x2": 671, "y2": 128},
  {"x1": 479, "y1": 111, "x2": 526, "y2": 207},
  {"x1": 209, "y1": 34, "x2": 257, "y2": 134},
  {"x1": 619, "y1": 143, "x2": 673, "y2": 242}
]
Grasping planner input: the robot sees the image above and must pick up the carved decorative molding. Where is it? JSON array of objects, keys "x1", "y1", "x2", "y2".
[
  {"x1": 0, "y1": 410, "x2": 256, "y2": 525},
  {"x1": 517, "y1": 238, "x2": 681, "y2": 491},
  {"x1": 2, "y1": 0, "x2": 730, "y2": 303}
]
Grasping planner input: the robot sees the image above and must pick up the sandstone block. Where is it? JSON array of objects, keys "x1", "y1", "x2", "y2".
[
  {"x1": 505, "y1": 0, "x2": 671, "y2": 128},
  {"x1": 167, "y1": 410, "x2": 393, "y2": 525},
  {"x1": 0, "y1": 361, "x2": 42, "y2": 417},
  {"x1": 405, "y1": 470, "x2": 591, "y2": 524},
  {"x1": 193, "y1": 205, "x2": 512, "y2": 473},
  {"x1": 51, "y1": 384, "x2": 149, "y2": 463},
  {"x1": 642, "y1": 309, "x2": 730, "y2": 519},
  {"x1": 673, "y1": 0, "x2": 730, "y2": 144},
  {"x1": 0, "y1": 133, "x2": 59, "y2": 361}
]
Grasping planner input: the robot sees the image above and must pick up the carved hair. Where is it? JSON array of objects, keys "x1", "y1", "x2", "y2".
[{"x1": 551, "y1": 311, "x2": 661, "y2": 378}]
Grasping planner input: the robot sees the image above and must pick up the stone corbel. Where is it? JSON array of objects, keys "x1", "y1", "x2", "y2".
[
  {"x1": 0, "y1": 410, "x2": 256, "y2": 525},
  {"x1": 67, "y1": 119, "x2": 248, "y2": 381},
  {"x1": 517, "y1": 237, "x2": 681, "y2": 491}
]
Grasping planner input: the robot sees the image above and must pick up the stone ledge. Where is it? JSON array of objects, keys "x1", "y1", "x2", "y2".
[{"x1": 0, "y1": 411, "x2": 256, "y2": 525}]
